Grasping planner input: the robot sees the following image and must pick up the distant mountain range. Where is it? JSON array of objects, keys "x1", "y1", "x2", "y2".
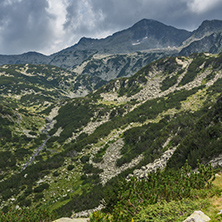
[
  {"x1": 1, "y1": 19, "x2": 222, "y2": 93},
  {"x1": 0, "y1": 19, "x2": 222, "y2": 61},
  {"x1": 0, "y1": 19, "x2": 219, "y2": 57}
]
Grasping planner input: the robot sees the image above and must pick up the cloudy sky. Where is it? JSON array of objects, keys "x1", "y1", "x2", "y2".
[{"x1": 1, "y1": 0, "x2": 222, "y2": 55}]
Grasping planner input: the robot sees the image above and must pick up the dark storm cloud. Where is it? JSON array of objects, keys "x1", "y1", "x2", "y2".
[
  {"x1": 88, "y1": 0, "x2": 189, "y2": 29},
  {"x1": 0, "y1": 0, "x2": 53, "y2": 54},
  {"x1": 1, "y1": 0, "x2": 222, "y2": 55},
  {"x1": 64, "y1": 0, "x2": 222, "y2": 33}
]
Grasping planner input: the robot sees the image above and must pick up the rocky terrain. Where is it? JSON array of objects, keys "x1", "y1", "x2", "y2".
[
  {"x1": 1, "y1": 19, "x2": 222, "y2": 221},
  {"x1": 1, "y1": 52, "x2": 222, "y2": 220}
]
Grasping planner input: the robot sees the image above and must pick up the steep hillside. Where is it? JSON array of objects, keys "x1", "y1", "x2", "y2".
[
  {"x1": 72, "y1": 51, "x2": 174, "y2": 81},
  {"x1": 183, "y1": 19, "x2": 222, "y2": 46},
  {"x1": 0, "y1": 63, "x2": 107, "y2": 102},
  {"x1": 180, "y1": 32, "x2": 222, "y2": 56},
  {"x1": 0, "y1": 53, "x2": 222, "y2": 218}
]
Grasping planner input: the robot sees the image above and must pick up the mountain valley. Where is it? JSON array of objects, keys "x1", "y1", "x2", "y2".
[{"x1": 0, "y1": 19, "x2": 222, "y2": 221}]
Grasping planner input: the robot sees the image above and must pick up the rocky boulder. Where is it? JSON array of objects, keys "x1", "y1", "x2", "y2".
[{"x1": 183, "y1": 211, "x2": 211, "y2": 222}]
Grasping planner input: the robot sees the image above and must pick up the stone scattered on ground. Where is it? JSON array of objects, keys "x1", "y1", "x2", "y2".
[
  {"x1": 218, "y1": 209, "x2": 222, "y2": 215},
  {"x1": 128, "y1": 147, "x2": 177, "y2": 179},
  {"x1": 53, "y1": 217, "x2": 89, "y2": 222},
  {"x1": 71, "y1": 204, "x2": 104, "y2": 218},
  {"x1": 183, "y1": 211, "x2": 211, "y2": 222}
]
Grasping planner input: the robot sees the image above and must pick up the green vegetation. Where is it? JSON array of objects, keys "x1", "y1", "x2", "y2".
[
  {"x1": 33, "y1": 183, "x2": 49, "y2": 193},
  {"x1": 134, "y1": 199, "x2": 210, "y2": 222},
  {"x1": 1, "y1": 53, "x2": 222, "y2": 220},
  {"x1": 160, "y1": 75, "x2": 178, "y2": 91},
  {"x1": 90, "y1": 162, "x2": 218, "y2": 221},
  {"x1": 48, "y1": 98, "x2": 96, "y2": 144},
  {"x1": 160, "y1": 65, "x2": 185, "y2": 91},
  {"x1": 0, "y1": 206, "x2": 57, "y2": 222},
  {"x1": 0, "y1": 151, "x2": 16, "y2": 168},
  {"x1": 93, "y1": 144, "x2": 109, "y2": 163},
  {"x1": 167, "y1": 93, "x2": 222, "y2": 169},
  {"x1": 116, "y1": 87, "x2": 202, "y2": 166},
  {"x1": 179, "y1": 54, "x2": 208, "y2": 86}
]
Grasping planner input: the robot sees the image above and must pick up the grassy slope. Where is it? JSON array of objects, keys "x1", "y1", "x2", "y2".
[{"x1": 0, "y1": 53, "x2": 222, "y2": 218}]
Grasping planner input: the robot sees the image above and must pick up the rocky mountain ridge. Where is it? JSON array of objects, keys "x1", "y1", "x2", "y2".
[
  {"x1": 1, "y1": 19, "x2": 222, "y2": 92},
  {"x1": 70, "y1": 19, "x2": 191, "y2": 53}
]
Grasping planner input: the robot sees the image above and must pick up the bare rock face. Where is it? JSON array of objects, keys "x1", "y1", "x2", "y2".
[
  {"x1": 209, "y1": 153, "x2": 222, "y2": 168},
  {"x1": 130, "y1": 147, "x2": 177, "y2": 179},
  {"x1": 183, "y1": 211, "x2": 211, "y2": 222}
]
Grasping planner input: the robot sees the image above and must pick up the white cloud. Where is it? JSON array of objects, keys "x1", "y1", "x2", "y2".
[
  {"x1": 64, "y1": 0, "x2": 105, "y2": 33},
  {"x1": 187, "y1": 0, "x2": 221, "y2": 14},
  {"x1": 46, "y1": 0, "x2": 67, "y2": 36},
  {"x1": 44, "y1": 0, "x2": 69, "y2": 54},
  {"x1": 59, "y1": 0, "x2": 109, "y2": 50}
]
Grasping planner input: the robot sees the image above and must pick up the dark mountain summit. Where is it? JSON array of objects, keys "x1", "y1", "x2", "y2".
[
  {"x1": 182, "y1": 19, "x2": 222, "y2": 46},
  {"x1": 71, "y1": 19, "x2": 191, "y2": 53},
  {"x1": 192, "y1": 19, "x2": 222, "y2": 38}
]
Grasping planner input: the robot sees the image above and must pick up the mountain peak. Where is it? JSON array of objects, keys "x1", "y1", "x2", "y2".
[
  {"x1": 200, "y1": 19, "x2": 222, "y2": 27},
  {"x1": 193, "y1": 19, "x2": 222, "y2": 37},
  {"x1": 132, "y1": 18, "x2": 160, "y2": 26},
  {"x1": 21, "y1": 51, "x2": 46, "y2": 56},
  {"x1": 78, "y1": 37, "x2": 95, "y2": 44},
  {"x1": 128, "y1": 18, "x2": 191, "y2": 47},
  {"x1": 131, "y1": 18, "x2": 170, "y2": 31}
]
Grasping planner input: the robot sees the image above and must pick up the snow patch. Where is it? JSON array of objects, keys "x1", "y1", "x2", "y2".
[{"x1": 132, "y1": 40, "x2": 141, "y2": 46}]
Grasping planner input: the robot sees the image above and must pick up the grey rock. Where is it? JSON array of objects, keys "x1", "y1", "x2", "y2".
[
  {"x1": 72, "y1": 204, "x2": 104, "y2": 219},
  {"x1": 218, "y1": 209, "x2": 222, "y2": 215},
  {"x1": 131, "y1": 147, "x2": 177, "y2": 179},
  {"x1": 183, "y1": 211, "x2": 211, "y2": 222}
]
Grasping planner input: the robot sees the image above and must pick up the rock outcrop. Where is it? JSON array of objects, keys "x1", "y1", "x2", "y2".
[
  {"x1": 128, "y1": 147, "x2": 177, "y2": 179},
  {"x1": 183, "y1": 211, "x2": 211, "y2": 222},
  {"x1": 209, "y1": 154, "x2": 222, "y2": 168}
]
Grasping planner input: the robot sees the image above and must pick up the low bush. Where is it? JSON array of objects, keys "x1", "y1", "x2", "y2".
[
  {"x1": 103, "y1": 161, "x2": 215, "y2": 222},
  {"x1": 67, "y1": 165, "x2": 75, "y2": 171},
  {"x1": 33, "y1": 183, "x2": 49, "y2": 193},
  {"x1": 134, "y1": 199, "x2": 210, "y2": 222},
  {"x1": 0, "y1": 206, "x2": 57, "y2": 222}
]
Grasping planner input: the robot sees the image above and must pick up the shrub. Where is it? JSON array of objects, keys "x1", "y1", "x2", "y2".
[
  {"x1": 80, "y1": 155, "x2": 90, "y2": 163},
  {"x1": 67, "y1": 165, "x2": 75, "y2": 171},
  {"x1": 0, "y1": 206, "x2": 57, "y2": 222},
  {"x1": 33, "y1": 193, "x2": 44, "y2": 202},
  {"x1": 33, "y1": 183, "x2": 49, "y2": 193},
  {"x1": 53, "y1": 171, "x2": 60, "y2": 177},
  {"x1": 89, "y1": 211, "x2": 112, "y2": 222},
  {"x1": 161, "y1": 75, "x2": 178, "y2": 91},
  {"x1": 134, "y1": 199, "x2": 210, "y2": 222},
  {"x1": 104, "y1": 161, "x2": 215, "y2": 221},
  {"x1": 82, "y1": 163, "x2": 103, "y2": 174},
  {"x1": 20, "y1": 199, "x2": 32, "y2": 207}
]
